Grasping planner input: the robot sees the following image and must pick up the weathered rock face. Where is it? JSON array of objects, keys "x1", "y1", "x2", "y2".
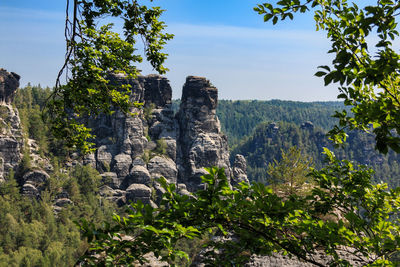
[
  {"x1": 0, "y1": 69, "x2": 52, "y2": 199},
  {"x1": 0, "y1": 70, "x2": 23, "y2": 182},
  {"x1": 0, "y1": 68, "x2": 20, "y2": 104},
  {"x1": 87, "y1": 74, "x2": 245, "y2": 204},
  {"x1": 244, "y1": 251, "x2": 366, "y2": 267},
  {"x1": 176, "y1": 76, "x2": 231, "y2": 191},
  {"x1": 142, "y1": 74, "x2": 172, "y2": 108},
  {"x1": 231, "y1": 154, "x2": 249, "y2": 186},
  {"x1": 0, "y1": 104, "x2": 23, "y2": 182},
  {"x1": 0, "y1": 69, "x2": 243, "y2": 204},
  {"x1": 85, "y1": 74, "x2": 175, "y2": 199}
]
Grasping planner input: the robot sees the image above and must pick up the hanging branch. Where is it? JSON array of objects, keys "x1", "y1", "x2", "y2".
[{"x1": 45, "y1": 0, "x2": 173, "y2": 154}]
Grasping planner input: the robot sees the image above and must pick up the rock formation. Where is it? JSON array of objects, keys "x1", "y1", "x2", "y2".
[
  {"x1": 0, "y1": 68, "x2": 245, "y2": 206},
  {"x1": 0, "y1": 69, "x2": 51, "y2": 198},
  {"x1": 86, "y1": 74, "x2": 246, "y2": 205},
  {"x1": 0, "y1": 69, "x2": 23, "y2": 182},
  {"x1": 176, "y1": 76, "x2": 231, "y2": 191},
  {"x1": 0, "y1": 68, "x2": 20, "y2": 104},
  {"x1": 231, "y1": 154, "x2": 249, "y2": 186}
]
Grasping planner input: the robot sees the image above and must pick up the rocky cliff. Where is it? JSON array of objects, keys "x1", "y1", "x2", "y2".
[
  {"x1": 0, "y1": 69, "x2": 53, "y2": 198},
  {"x1": 176, "y1": 76, "x2": 231, "y2": 191},
  {"x1": 0, "y1": 69, "x2": 23, "y2": 182},
  {"x1": 83, "y1": 74, "x2": 247, "y2": 206},
  {"x1": 0, "y1": 68, "x2": 246, "y2": 203}
]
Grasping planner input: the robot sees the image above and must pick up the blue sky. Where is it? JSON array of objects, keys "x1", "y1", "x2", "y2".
[{"x1": 0, "y1": 0, "x2": 338, "y2": 101}]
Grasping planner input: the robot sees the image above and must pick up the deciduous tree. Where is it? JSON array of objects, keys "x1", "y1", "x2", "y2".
[
  {"x1": 80, "y1": 158, "x2": 400, "y2": 266},
  {"x1": 255, "y1": 0, "x2": 400, "y2": 154},
  {"x1": 46, "y1": 0, "x2": 172, "y2": 153}
]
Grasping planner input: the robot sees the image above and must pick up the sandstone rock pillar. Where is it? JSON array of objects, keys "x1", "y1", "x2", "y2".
[{"x1": 176, "y1": 76, "x2": 231, "y2": 191}]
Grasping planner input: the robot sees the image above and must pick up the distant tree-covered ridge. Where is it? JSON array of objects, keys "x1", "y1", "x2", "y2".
[
  {"x1": 233, "y1": 121, "x2": 400, "y2": 188},
  {"x1": 173, "y1": 99, "x2": 347, "y2": 148},
  {"x1": 178, "y1": 99, "x2": 398, "y2": 188},
  {"x1": 217, "y1": 100, "x2": 347, "y2": 147}
]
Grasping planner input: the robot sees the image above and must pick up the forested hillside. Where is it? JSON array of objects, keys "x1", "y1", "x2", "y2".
[
  {"x1": 0, "y1": 85, "x2": 117, "y2": 265},
  {"x1": 231, "y1": 121, "x2": 400, "y2": 187},
  {"x1": 174, "y1": 100, "x2": 346, "y2": 147},
  {"x1": 217, "y1": 100, "x2": 346, "y2": 147},
  {"x1": 174, "y1": 99, "x2": 399, "y2": 188}
]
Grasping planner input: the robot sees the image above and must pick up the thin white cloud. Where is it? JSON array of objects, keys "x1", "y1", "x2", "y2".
[
  {"x1": 0, "y1": 10, "x2": 337, "y2": 101},
  {"x1": 0, "y1": 6, "x2": 64, "y2": 21},
  {"x1": 0, "y1": 6, "x2": 65, "y2": 44},
  {"x1": 138, "y1": 23, "x2": 336, "y2": 101},
  {"x1": 168, "y1": 23, "x2": 326, "y2": 45},
  {"x1": 0, "y1": 6, "x2": 65, "y2": 87}
]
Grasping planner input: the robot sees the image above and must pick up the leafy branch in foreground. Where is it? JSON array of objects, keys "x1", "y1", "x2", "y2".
[
  {"x1": 46, "y1": 0, "x2": 173, "y2": 154},
  {"x1": 255, "y1": 0, "x2": 400, "y2": 154},
  {"x1": 78, "y1": 150, "x2": 400, "y2": 266}
]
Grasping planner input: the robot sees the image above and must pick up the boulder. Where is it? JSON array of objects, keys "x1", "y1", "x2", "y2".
[
  {"x1": 54, "y1": 198, "x2": 73, "y2": 207},
  {"x1": 0, "y1": 68, "x2": 20, "y2": 103},
  {"x1": 148, "y1": 156, "x2": 177, "y2": 184},
  {"x1": 126, "y1": 183, "x2": 152, "y2": 205},
  {"x1": 22, "y1": 183, "x2": 39, "y2": 198},
  {"x1": 99, "y1": 185, "x2": 116, "y2": 197},
  {"x1": 96, "y1": 145, "x2": 114, "y2": 172},
  {"x1": 153, "y1": 182, "x2": 166, "y2": 204},
  {"x1": 112, "y1": 153, "x2": 132, "y2": 178},
  {"x1": 83, "y1": 153, "x2": 96, "y2": 168},
  {"x1": 123, "y1": 165, "x2": 151, "y2": 188},
  {"x1": 22, "y1": 170, "x2": 50, "y2": 187},
  {"x1": 132, "y1": 157, "x2": 146, "y2": 167},
  {"x1": 100, "y1": 172, "x2": 120, "y2": 188},
  {"x1": 231, "y1": 154, "x2": 249, "y2": 186}
]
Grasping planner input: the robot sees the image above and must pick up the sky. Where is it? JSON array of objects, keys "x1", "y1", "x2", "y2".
[{"x1": 0, "y1": 0, "x2": 339, "y2": 101}]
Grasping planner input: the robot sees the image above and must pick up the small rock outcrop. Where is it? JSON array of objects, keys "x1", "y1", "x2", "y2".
[
  {"x1": 301, "y1": 121, "x2": 314, "y2": 130},
  {"x1": 22, "y1": 170, "x2": 49, "y2": 189},
  {"x1": 231, "y1": 154, "x2": 249, "y2": 186},
  {"x1": 0, "y1": 68, "x2": 20, "y2": 103}
]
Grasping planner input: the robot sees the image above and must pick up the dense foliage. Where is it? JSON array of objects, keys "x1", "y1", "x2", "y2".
[
  {"x1": 81, "y1": 162, "x2": 400, "y2": 266},
  {"x1": 13, "y1": 84, "x2": 68, "y2": 159},
  {"x1": 256, "y1": 0, "x2": 400, "y2": 154},
  {"x1": 47, "y1": 0, "x2": 173, "y2": 153},
  {"x1": 233, "y1": 121, "x2": 400, "y2": 187},
  {"x1": 0, "y1": 165, "x2": 116, "y2": 266},
  {"x1": 217, "y1": 100, "x2": 345, "y2": 148}
]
